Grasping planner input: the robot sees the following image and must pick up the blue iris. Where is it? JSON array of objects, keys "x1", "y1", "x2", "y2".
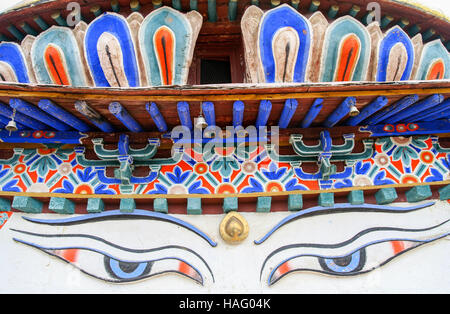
[
  {"x1": 104, "y1": 256, "x2": 152, "y2": 280},
  {"x1": 319, "y1": 249, "x2": 366, "y2": 274}
]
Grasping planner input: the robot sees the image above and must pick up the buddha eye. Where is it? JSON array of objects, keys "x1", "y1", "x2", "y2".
[
  {"x1": 12, "y1": 233, "x2": 210, "y2": 285},
  {"x1": 11, "y1": 210, "x2": 216, "y2": 285},
  {"x1": 318, "y1": 248, "x2": 366, "y2": 274},
  {"x1": 263, "y1": 221, "x2": 450, "y2": 286}
]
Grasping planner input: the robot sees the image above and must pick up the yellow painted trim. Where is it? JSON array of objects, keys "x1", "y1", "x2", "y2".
[
  {"x1": 394, "y1": 0, "x2": 450, "y2": 23},
  {"x1": 0, "y1": 87, "x2": 449, "y2": 102},
  {"x1": 1, "y1": 180, "x2": 448, "y2": 200}
]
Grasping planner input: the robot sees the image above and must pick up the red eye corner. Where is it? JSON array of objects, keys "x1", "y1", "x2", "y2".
[
  {"x1": 390, "y1": 241, "x2": 405, "y2": 255},
  {"x1": 56, "y1": 249, "x2": 79, "y2": 263},
  {"x1": 277, "y1": 261, "x2": 292, "y2": 276}
]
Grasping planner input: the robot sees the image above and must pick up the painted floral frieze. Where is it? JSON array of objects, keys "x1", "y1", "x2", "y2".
[{"x1": 0, "y1": 135, "x2": 447, "y2": 196}]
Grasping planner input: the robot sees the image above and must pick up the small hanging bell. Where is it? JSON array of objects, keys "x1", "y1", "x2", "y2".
[
  {"x1": 5, "y1": 119, "x2": 17, "y2": 133},
  {"x1": 194, "y1": 116, "x2": 208, "y2": 129},
  {"x1": 349, "y1": 105, "x2": 360, "y2": 117}
]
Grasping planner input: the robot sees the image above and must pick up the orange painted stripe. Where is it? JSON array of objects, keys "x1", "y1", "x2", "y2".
[
  {"x1": 335, "y1": 34, "x2": 360, "y2": 82},
  {"x1": 391, "y1": 241, "x2": 405, "y2": 255},
  {"x1": 427, "y1": 59, "x2": 445, "y2": 80},
  {"x1": 277, "y1": 261, "x2": 291, "y2": 275},
  {"x1": 178, "y1": 261, "x2": 193, "y2": 276},
  {"x1": 44, "y1": 45, "x2": 70, "y2": 86},
  {"x1": 60, "y1": 249, "x2": 79, "y2": 263},
  {"x1": 154, "y1": 27, "x2": 174, "y2": 86}
]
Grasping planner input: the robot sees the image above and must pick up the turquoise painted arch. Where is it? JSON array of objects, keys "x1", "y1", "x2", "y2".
[
  {"x1": 320, "y1": 17, "x2": 371, "y2": 82},
  {"x1": 416, "y1": 39, "x2": 450, "y2": 80},
  {"x1": 31, "y1": 26, "x2": 87, "y2": 87},
  {"x1": 139, "y1": 7, "x2": 193, "y2": 86}
]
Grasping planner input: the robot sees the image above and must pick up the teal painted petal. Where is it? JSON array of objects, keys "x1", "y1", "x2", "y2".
[
  {"x1": 411, "y1": 136, "x2": 429, "y2": 149},
  {"x1": 416, "y1": 39, "x2": 450, "y2": 80},
  {"x1": 30, "y1": 157, "x2": 57, "y2": 177},
  {"x1": 377, "y1": 137, "x2": 394, "y2": 151},
  {"x1": 320, "y1": 16, "x2": 371, "y2": 82},
  {"x1": 31, "y1": 26, "x2": 87, "y2": 87},
  {"x1": 139, "y1": 7, "x2": 193, "y2": 86}
]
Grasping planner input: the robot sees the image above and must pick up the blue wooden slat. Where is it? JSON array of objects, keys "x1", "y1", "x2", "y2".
[
  {"x1": 109, "y1": 102, "x2": 143, "y2": 132},
  {"x1": 278, "y1": 99, "x2": 298, "y2": 129},
  {"x1": 363, "y1": 94, "x2": 419, "y2": 125},
  {"x1": 0, "y1": 102, "x2": 49, "y2": 130},
  {"x1": 346, "y1": 96, "x2": 389, "y2": 126},
  {"x1": 202, "y1": 102, "x2": 215, "y2": 126},
  {"x1": 323, "y1": 97, "x2": 356, "y2": 128},
  {"x1": 146, "y1": 102, "x2": 168, "y2": 132},
  {"x1": 422, "y1": 108, "x2": 450, "y2": 122},
  {"x1": 416, "y1": 99, "x2": 450, "y2": 122},
  {"x1": 10, "y1": 99, "x2": 71, "y2": 131},
  {"x1": 386, "y1": 94, "x2": 444, "y2": 124},
  {"x1": 301, "y1": 98, "x2": 323, "y2": 128},
  {"x1": 177, "y1": 101, "x2": 193, "y2": 130},
  {"x1": 0, "y1": 131, "x2": 86, "y2": 143},
  {"x1": 74, "y1": 101, "x2": 115, "y2": 133},
  {"x1": 256, "y1": 100, "x2": 272, "y2": 128},
  {"x1": 320, "y1": 130, "x2": 332, "y2": 152},
  {"x1": 360, "y1": 119, "x2": 450, "y2": 137},
  {"x1": 233, "y1": 101, "x2": 245, "y2": 127},
  {"x1": 118, "y1": 134, "x2": 129, "y2": 156},
  {"x1": 38, "y1": 99, "x2": 91, "y2": 132}
]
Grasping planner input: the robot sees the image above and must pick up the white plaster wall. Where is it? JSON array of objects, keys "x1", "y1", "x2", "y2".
[{"x1": 0, "y1": 200, "x2": 449, "y2": 293}]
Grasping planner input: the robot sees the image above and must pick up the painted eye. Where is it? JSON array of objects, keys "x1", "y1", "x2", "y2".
[
  {"x1": 266, "y1": 237, "x2": 446, "y2": 286},
  {"x1": 263, "y1": 217, "x2": 450, "y2": 286},
  {"x1": 11, "y1": 210, "x2": 216, "y2": 285},
  {"x1": 41, "y1": 246, "x2": 204, "y2": 284},
  {"x1": 12, "y1": 234, "x2": 210, "y2": 285},
  {"x1": 318, "y1": 249, "x2": 366, "y2": 274}
]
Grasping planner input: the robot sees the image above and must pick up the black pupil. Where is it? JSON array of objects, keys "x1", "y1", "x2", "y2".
[
  {"x1": 118, "y1": 261, "x2": 141, "y2": 273},
  {"x1": 332, "y1": 255, "x2": 353, "y2": 267}
]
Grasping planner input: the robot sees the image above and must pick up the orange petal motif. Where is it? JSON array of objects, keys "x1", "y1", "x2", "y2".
[
  {"x1": 154, "y1": 27, "x2": 175, "y2": 86},
  {"x1": 334, "y1": 34, "x2": 360, "y2": 82},
  {"x1": 44, "y1": 45, "x2": 70, "y2": 86},
  {"x1": 426, "y1": 59, "x2": 445, "y2": 80}
]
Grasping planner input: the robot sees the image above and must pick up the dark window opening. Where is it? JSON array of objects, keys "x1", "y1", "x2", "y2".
[{"x1": 200, "y1": 58, "x2": 232, "y2": 84}]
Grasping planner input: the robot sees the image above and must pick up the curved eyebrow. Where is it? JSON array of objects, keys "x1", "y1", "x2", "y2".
[
  {"x1": 254, "y1": 202, "x2": 435, "y2": 245},
  {"x1": 22, "y1": 209, "x2": 217, "y2": 247}
]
